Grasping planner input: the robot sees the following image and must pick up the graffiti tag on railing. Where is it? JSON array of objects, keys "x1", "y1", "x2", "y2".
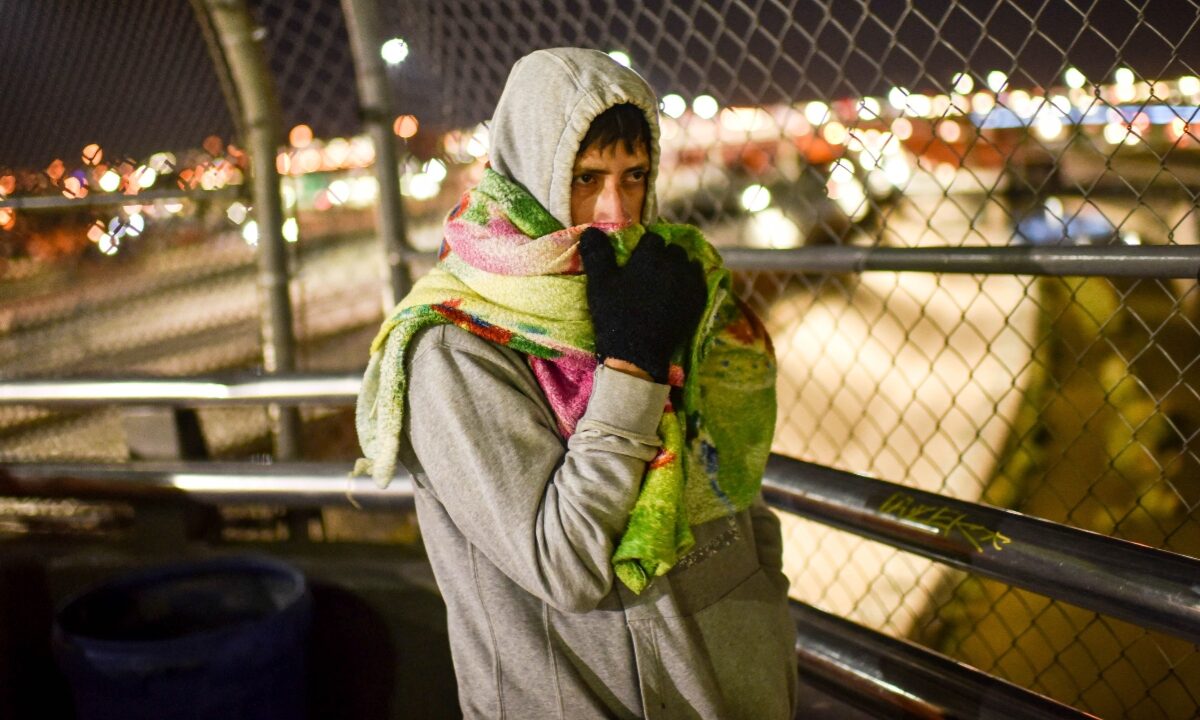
[{"x1": 878, "y1": 492, "x2": 1012, "y2": 552}]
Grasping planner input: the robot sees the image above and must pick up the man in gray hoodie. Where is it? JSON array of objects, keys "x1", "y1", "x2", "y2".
[{"x1": 398, "y1": 47, "x2": 798, "y2": 719}]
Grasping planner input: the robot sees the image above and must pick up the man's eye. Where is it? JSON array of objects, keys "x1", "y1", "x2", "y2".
[
  {"x1": 574, "y1": 173, "x2": 595, "y2": 185},
  {"x1": 628, "y1": 169, "x2": 647, "y2": 182}
]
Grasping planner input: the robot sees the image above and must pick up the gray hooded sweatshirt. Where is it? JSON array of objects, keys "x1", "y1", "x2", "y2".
[{"x1": 399, "y1": 48, "x2": 798, "y2": 719}]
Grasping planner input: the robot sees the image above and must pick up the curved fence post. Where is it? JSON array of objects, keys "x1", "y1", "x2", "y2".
[
  {"x1": 194, "y1": 0, "x2": 300, "y2": 459},
  {"x1": 341, "y1": 0, "x2": 412, "y2": 310}
]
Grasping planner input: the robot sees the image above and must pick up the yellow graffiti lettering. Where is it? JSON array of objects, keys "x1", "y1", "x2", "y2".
[{"x1": 877, "y1": 492, "x2": 1011, "y2": 552}]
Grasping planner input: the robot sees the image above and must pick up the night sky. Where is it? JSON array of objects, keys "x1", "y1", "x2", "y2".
[{"x1": 1, "y1": 0, "x2": 1197, "y2": 169}]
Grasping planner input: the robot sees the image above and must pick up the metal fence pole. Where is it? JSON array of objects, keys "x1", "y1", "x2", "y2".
[
  {"x1": 198, "y1": 0, "x2": 300, "y2": 459},
  {"x1": 341, "y1": 0, "x2": 412, "y2": 310}
]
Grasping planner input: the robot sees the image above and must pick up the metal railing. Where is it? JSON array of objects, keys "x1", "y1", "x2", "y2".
[
  {"x1": 762, "y1": 455, "x2": 1200, "y2": 647},
  {"x1": 718, "y1": 244, "x2": 1200, "y2": 277},
  {"x1": 0, "y1": 373, "x2": 360, "y2": 407},
  {"x1": 3, "y1": 374, "x2": 1199, "y2": 716},
  {"x1": 0, "y1": 460, "x2": 402, "y2": 510},
  {"x1": 0, "y1": 453, "x2": 1146, "y2": 719},
  {"x1": 6, "y1": 446, "x2": 1197, "y2": 651},
  {"x1": 791, "y1": 602, "x2": 1094, "y2": 719}
]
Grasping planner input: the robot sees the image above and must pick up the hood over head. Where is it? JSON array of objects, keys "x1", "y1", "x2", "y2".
[{"x1": 488, "y1": 47, "x2": 661, "y2": 229}]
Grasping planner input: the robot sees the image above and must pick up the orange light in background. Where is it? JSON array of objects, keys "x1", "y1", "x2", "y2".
[
  {"x1": 312, "y1": 189, "x2": 332, "y2": 212},
  {"x1": 82, "y1": 143, "x2": 103, "y2": 166},
  {"x1": 1130, "y1": 111, "x2": 1151, "y2": 135},
  {"x1": 0, "y1": 208, "x2": 14, "y2": 231},
  {"x1": 323, "y1": 138, "x2": 350, "y2": 168},
  {"x1": 226, "y1": 144, "x2": 247, "y2": 166},
  {"x1": 46, "y1": 159, "x2": 65, "y2": 182},
  {"x1": 821, "y1": 121, "x2": 848, "y2": 145},
  {"x1": 62, "y1": 176, "x2": 88, "y2": 199},
  {"x1": 393, "y1": 115, "x2": 419, "y2": 138},
  {"x1": 0, "y1": 175, "x2": 14, "y2": 196},
  {"x1": 1166, "y1": 118, "x2": 1192, "y2": 145},
  {"x1": 289, "y1": 124, "x2": 314, "y2": 148},
  {"x1": 296, "y1": 148, "x2": 322, "y2": 174},
  {"x1": 349, "y1": 136, "x2": 376, "y2": 166},
  {"x1": 276, "y1": 152, "x2": 292, "y2": 175},
  {"x1": 936, "y1": 120, "x2": 962, "y2": 143},
  {"x1": 203, "y1": 135, "x2": 224, "y2": 156},
  {"x1": 86, "y1": 220, "x2": 106, "y2": 243}
]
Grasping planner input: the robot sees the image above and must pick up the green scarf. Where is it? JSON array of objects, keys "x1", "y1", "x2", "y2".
[{"x1": 355, "y1": 169, "x2": 776, "y2": 593}]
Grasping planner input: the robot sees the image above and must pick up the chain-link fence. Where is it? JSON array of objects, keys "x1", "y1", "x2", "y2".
[
  {"x1": 2, "y1": 0, "x2": 1199, "y2": 716},
  {"x1": 0, "y1": 0, "x2": 264, "y2": 461},
  {"x1": 387, "y1": 2, "x2": 1200, "y2": 717}
]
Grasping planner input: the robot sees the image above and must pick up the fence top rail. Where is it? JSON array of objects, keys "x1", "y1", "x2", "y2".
[{"x1": 762, "y1": 455, "x2": 1200, "y2": 647}]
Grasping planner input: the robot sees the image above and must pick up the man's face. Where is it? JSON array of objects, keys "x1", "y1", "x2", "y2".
[{"x1": 569, "y1": 141, "x2": 650, "y2": 228}]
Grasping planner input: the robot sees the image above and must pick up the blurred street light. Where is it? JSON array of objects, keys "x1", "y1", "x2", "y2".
[
  {"x1": 986, "y1": 70, "x2": 1008, "y2": 93},
  {"x1": 607, "y1": 50, "x2": 631, "y2": 67},
  {"x1": 1064, "y1": 67, "x2": 1086, "y2": 89},
  {"x1": 692, "y1": 94, "x2": 718, "y2": 120},
  {"x1": 381, "y1": 37, "x2": 409, "y2": 65},
  {"x1": 661, "y1": 93, "x2": 686, "y2": 118}
]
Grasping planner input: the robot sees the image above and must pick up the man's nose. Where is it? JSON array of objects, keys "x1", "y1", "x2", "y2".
[{"x1": 592, "y1": 180, "x2": 632, "y2": 224}]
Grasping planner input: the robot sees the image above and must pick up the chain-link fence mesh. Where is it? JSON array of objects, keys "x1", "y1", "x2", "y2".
[
  {"x1": 2, "y1": 0, "x2": 1199, "y2": 716},
  {"x1": 0, "y1": 0, "x2": 261, "y2": 461},
  {"x1": 0, "y1": 0, "x2": 384, "y2": 462},
  {"x1": 395, "y1": 2, "x2": 1200, "y2": 717}
]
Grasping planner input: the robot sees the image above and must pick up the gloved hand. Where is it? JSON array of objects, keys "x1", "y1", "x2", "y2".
[{"x1": 579, "y1": 228, "x2": 708, "y2": 383}]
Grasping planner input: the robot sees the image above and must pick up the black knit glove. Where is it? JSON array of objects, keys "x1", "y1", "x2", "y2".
[{"x1": 579, "y1": 228, "x2": 707, "y2": 383}]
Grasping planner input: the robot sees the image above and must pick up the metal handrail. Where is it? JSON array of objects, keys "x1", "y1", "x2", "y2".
[
  {"x1": 0, "y1": 374, "x2": 361, "y2": 406},
  {"x1": 0, "y1": 186, "x2": 242, "y2": 211},
  {"x1": 762, "y1": 455, "x2": 1200, "y2": 647},
  {"x1": 0, "y1": 461, "x2": 405, "y2": 510},
  {"x1": 790, "y1": 601, "x2": 1095, "y2": 719},
  {"x1": 718, "y1": 244, "x2": 1200, "y2": 277},
  {"x1": 5, "y1": 454, "x2": 1199, "y2": 648},
  {"x1": 0, "y1": 460, "x2": 1094, "y2": 716},
  {"x1": 403, "y1": 243, "x2": 1200, "y2": 277}
]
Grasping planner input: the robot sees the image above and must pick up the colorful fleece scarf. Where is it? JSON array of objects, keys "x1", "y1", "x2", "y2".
[{"x1": 354, "y1": 168, "x2": 776, "y2": 593}]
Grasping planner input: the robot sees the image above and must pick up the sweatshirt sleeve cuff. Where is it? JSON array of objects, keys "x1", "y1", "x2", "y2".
[{"x1": 579, "y1": 365, "x2": 669, "y2": 438}]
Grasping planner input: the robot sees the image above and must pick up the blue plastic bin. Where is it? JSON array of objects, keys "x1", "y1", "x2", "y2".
[{"x1": 52, "y1": 556, "x2": 312, "y2": 720}]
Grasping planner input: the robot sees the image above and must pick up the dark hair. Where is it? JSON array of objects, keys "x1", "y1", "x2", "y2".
[{"x1": 579, "y1": 103, "x2": 650, "y2": 155}]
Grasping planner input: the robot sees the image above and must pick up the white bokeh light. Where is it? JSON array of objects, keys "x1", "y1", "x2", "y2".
[
  {"x1": 740, "y1": 184, "x2": 772, "y2": 213},
  {"x1": 951, "y1": 72, "x2": 974, "y2": 95},
  {"x1": 692, "y1": 95, "x2": 719, "y2": 120},
  {"x1": 607, "y1": 50, "x2": 631, "y2": 68},
  {"x1": 242, "y1": 220, "x2": 259, "y2": 246},
  {"x1": 661, "y1": 94, "x2": 687, "y2": 119},
  {"x1": 98, "y1": 170, "x2": 121, "y2": 192},
  {"x1": 381, "y1": 38, "x2": 409, "y2": 65},
  {"x1": 986, "y1": 70, "x2": 1008, "y2": 93}
]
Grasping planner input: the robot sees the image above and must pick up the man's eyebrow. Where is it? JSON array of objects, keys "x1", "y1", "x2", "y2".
[{"x1": 572, "y1": 163, "x2": 650, "y2": 174}]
